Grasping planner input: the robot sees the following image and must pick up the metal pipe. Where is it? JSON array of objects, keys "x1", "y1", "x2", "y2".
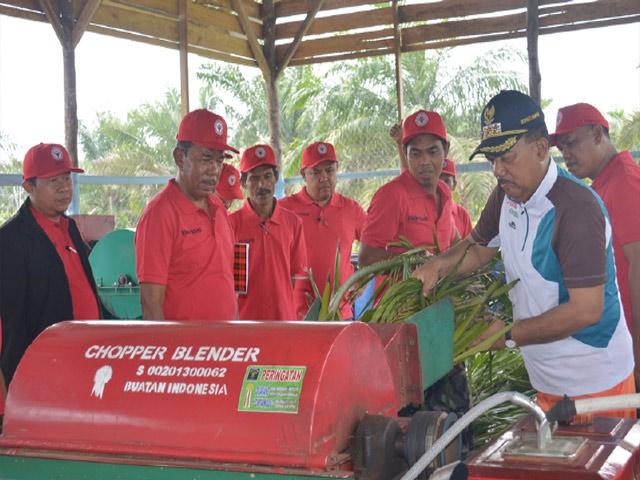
[
  {"x1": 428, "y1": 461, "x2": 468, "y2": 480},
  {"x1": 399, "y1": 392, "x2": 552, "y2": 480},
  {"x1": 575, "y1": 393, "x2": 640, "y2": 415}
]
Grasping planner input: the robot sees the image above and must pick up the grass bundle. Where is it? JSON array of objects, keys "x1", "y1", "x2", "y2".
[{"x1": 312, "y1": 240, "x2": 517, "y2": 365}]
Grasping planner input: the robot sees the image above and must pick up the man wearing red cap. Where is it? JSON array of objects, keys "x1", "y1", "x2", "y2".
[
  {"x1": 279, "y1": 142, "x2": 366, "y2": 318},
  {"x1": 229, "y1": 144, "x2": 309, "y2": 320},
  {"x1": 440, "y1": 159, "x2": 473, "y2": 239},
  {"x1": 552, "y1": 103, "x2": 640, "y2": 384},
  {"x1": 215, "y1": 162, "x2": 244, "y2": 210},
  {"x1": 0, "y1": 143, "x2": 101, "y2": 388},
  {"x1": 360, "y1": 109, "x2": 457, "y2": 265},
  {"x1": 135, "y1": 109, "x2": 238, "y2": 321},
  {"x1": 390, "y1": 125, "x2": 472, "y2": 240}
]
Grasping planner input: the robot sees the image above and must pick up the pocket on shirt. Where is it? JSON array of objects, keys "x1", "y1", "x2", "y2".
[{"x1": 172, "y1": 234, "x2": 211, "y2": 273}]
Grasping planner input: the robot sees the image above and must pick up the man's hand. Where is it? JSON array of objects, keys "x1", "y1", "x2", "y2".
[
  {"x1": 471, "y1": 318, "x2": 507, "y2": 350},
  {"x1": 389, "y1": 123, "x2": 402, "y2": 145},
  {"x1": 412, "y1": 259, "x2": 441, "y2": 295}
]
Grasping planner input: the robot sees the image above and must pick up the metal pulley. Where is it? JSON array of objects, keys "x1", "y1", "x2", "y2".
[{"x1": 352, "y1": 411, "x2": 463, "y2": 480}]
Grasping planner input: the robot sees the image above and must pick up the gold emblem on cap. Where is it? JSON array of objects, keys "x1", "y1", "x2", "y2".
[
  {"x1": 483, "y1": 105, "x2": 495, "y2": 126},
  {"x1": 482, "y1": 123, "x2": 502, "y2": 140},
  {"x1": 520, "y1": 111, "x2": 540, "y2": 125},
  {"x1": 479, "y1": 136, "x2": 518, "y2": 154}
]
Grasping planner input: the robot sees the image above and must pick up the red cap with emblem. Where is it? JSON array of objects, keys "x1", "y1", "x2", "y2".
[
  {"x1": 240, "y1": 144, "x2": 277, "y2": 173},
  {"x1": 216, "y1": 163, "x2": 244, "y2": 201},
  {"x1": 176, "y1": 109, "x2": 239, "y2": 153},
  {"x1": 549, "y1": 103, "x2": 609, "y2": 146},
  {"x1": 441, "y1": 158, "x2": 457, "y2": 177},
  {"x1": 23, "y1": 143, "x2": 84, "y2": 180},
  {"x1": 301, "y1": 142, "x2": 337, "y2": 172},
  {"x1": 402, "y1": 110, "x2": 447, "y2": 146}
]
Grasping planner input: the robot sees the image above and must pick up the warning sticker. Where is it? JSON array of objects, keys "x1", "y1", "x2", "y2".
[{"x1": 238, "y1": 365, "x2": 306, "y2": 413}]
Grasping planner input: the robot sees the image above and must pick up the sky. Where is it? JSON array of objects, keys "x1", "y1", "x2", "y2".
[{"x1": 0, "y1": 13, "x2": 639, "y2": 165}]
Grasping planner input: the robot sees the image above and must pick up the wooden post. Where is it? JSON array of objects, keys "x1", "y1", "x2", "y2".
[
  {"x1": 527, "y1": 0, "x2": 541, "y2": 104},
  {"x1": 178, "y1": 0, "x2": 190, "y2": 116},
  {"x1": 392, "y1": 0, "x2": 404, "y2": 122},
  {"x1": 40, "y1": 0, "x2": 100, "y2": 212},
  {"x1": 233, "y1": 0, "x2": 282, "y2": 195},
  {"x1": 40, "y1": 0, "x2": 78, "y2": 167},
  {"x1": 262, "y1": 0, "x2": 283, "y2": 196}
]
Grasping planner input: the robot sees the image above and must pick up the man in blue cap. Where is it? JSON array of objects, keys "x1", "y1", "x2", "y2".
[{"x1": 413, "y1": 90, "x2": 635, "y2": 420}]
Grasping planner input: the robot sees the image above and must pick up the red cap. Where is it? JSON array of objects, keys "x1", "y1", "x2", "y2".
[
  {"x1": 441, "y1": 158, "x2": 456, "y2": 177},
  {"x1": 23, "y1": 143, "x2": 84, "y2": 180},
  {"x1": 301, "y1": 142, "x2": 337, "y2": 172},
  {"x1": 176, "y1": 109, "x2": 239, "y2": 153},
  {"x1": 216, "y1": 163, "x2": 244, "y2": 201},
  {"x1": 550, "y1": 103, "x2": 609, "y2": 146},
  {"x1": 240, "y1": 144, "x2": 277, "y2": 173},
  {"x1": 402, "y1": 110, "x2": 447, "y2": 145}
]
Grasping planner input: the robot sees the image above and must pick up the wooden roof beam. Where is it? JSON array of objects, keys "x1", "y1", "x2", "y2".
[
  {"x1": 287, "y1": 12, "x2": 640, "y2": 67},
  {"x1": 275, "y1": 0, "x2": 572, "y2": 40},
  {"x1": 72, "y1": 0, "x2": 102, "y2": 48},
  {"x1": 279, "y1": 0, "x2": 639, "y2": 63},
  {"x1": 276, "y1": 0, "x2": 370, "y2": 18},
  {"x1": 275, "y1": 0, "x2": 324, "y2": 78},
  {"x1": 231, "y1": 0, "x2": 271, "y2": 82},
  {"x1": 39, "y1": 0, "x2": 65, "y2": 44}
]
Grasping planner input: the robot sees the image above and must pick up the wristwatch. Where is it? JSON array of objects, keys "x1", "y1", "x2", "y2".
[{"x1": 505, "y1": 330, "x2": 518, "y2": 349}]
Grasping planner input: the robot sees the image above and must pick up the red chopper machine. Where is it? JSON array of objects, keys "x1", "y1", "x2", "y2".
[{"x1": 0, "y1": 299, "x2": 639, "y2": 480}]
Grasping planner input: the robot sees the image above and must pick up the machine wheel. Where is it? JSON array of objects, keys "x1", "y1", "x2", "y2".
[
  {"x1": 352, "y1": 414, "x2": 408, "y2": 480},
  {"x1": 404, "y1": 411, "x2": 461, "y2": 480}
]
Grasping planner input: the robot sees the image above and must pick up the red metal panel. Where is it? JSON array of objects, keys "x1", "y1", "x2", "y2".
[
  {"x1": 0, "y1": 320, "x2": 398, "y2": 470},
  {"x1": 369, "y1": 323, "x2": 423, "y2": 408}
]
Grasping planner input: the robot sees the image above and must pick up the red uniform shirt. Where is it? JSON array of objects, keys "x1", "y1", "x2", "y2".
[
  {"x1": 361, "y1": 171, "x2": 457, "y2": 253},
  {"x1": 229, "y1": 200, "x2": 308, "y2": 321},
  {"x1": 280, "y1": 188, "x2": 366, "y2": 318},
  {"x1": 135, "y1": 180, "x2": 236, "y2": 321},
  {"x1": 453, "y1": 202, "x2": 473, "y2": 239},
  {"x1": 31, "y1": 206, "x2": 100, "y2": 320},
  {"x1": 592, "y1": 151, "x2": 640, "y2": 329}
]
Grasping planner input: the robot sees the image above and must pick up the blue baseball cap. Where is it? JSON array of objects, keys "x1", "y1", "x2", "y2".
[{"x1": 469, "y1": 90, "x2": 546, "y2": 160}]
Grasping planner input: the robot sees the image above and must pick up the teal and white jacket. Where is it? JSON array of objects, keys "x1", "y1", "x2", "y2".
[{"x1": 472, "y1": 160, "x2": 633, "y2": 396}]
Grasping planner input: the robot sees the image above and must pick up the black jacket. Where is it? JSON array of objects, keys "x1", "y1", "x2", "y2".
[{"x1": 0, "y1": 199, "x2": 100, "y2": 385}]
